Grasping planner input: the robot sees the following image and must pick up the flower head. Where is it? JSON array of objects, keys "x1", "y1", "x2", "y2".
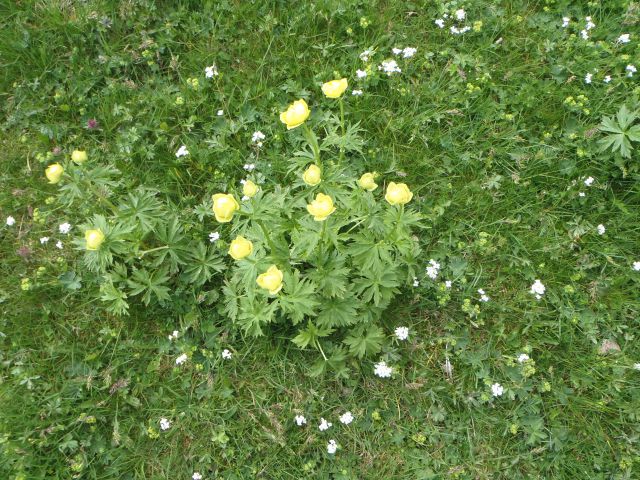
[
  {"x1": 530, "y1": 279, "x2": 545, "y2": 300},
  {"x1": 228, "y1": 235, "x2": 253, "y2": 260},
  {"x1": 306, "y1": 193, "x2": 336, "y2": 221},
  {"x1": 597, "y1": 224, "x2": 605, "y2": 235},
  {"x1": 491, "y1": 383, "x2": 504, "y2": 397},
  {"x1": 176, "y1": 145, "x2": 189, "y2": 158},
  {"x1": 318, "y1": 418, "x2": 332, "y2": 431},
  {"x1": 159, "y1": 418, "x2": 171, "y2": 430},
  {"x1": 59, "y1": 222, "x2": 72, "y2": 234},
  {"x1": 358, "y1": 172, "x2": 378, "y2": 191},
  {"x1": 302, "y1": 164, "x2": 322, "y2": 186},
  {"x1": 211, "y1": 193, "x2": 240, "y2": 223},
  {"x1": 85, "y1": 229, "x2": 105, "y2": 250},
  {"x1": 176, "y1": 353, "x2": 188, "y2": 365},
  {"x1": 374, "y1": 360, "x2": 392, "y2": 378},
  {"x1": 339, "y1": 411, "x2": 354, "y2": 425},
  {"x1": 256, "y1": 265, "x2": 284, "y2": 295},
  {"x1": 205, "y1": 64, "x2": 219, "y2": 78},
  {"x1": 294, "y1": 415, "x2": 307, "y2": 426},
  {"x1": 71, "y1": 150, "x2": 88, "y2": 164},
  {"x1": 242, "y1": 179, "x2": 259, "y2": 198},
  {"x1": 45, "y1": 163, "x2": 64, "y2": 184},
  {"x1": 327, "y1": 439, "x2": 338, "y2": 454},
  {"x1": 385, "y1": 182, "x2": 413, "y2": 205},
  {"x1": 321, "y1": 78, "x2": 348, "y2": 98},
  {"x1": 221, "y1": 349, "x2": 232, "y2": 359},
  {"x1": 394, "y1": 326, "x2": 409, "y2": 341},
  {"x1": 6, "y1": 216, "x2": 15, "y2": 226},
  {"x1": 280, "y1": 99, "x2": 310, "y2": 130}
]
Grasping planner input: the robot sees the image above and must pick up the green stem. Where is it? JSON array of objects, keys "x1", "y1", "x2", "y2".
[
  {"x1": 315, "y1": 339, "x2": 328, "y2": 361},
  {"x1": 320, "y1": 219, "x2": 327, "y2": 244},
  {"x1": 302, "y1": 124, "x2": 321, "y2": 166},
  {"x1": 339, "y1": 97, "x2": 345, "y2": 163},
  {"x1": 85, "y1": 179, "x2": 117, "y2": 212},
  {"x1": 138, "y1": 245, "x2": 169, "y2": 258},
  {"x1": 258, "y1": 220, "x2": 278, "y2": 254}
]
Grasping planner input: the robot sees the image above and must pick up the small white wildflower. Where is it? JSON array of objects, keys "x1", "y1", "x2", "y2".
[
  {"x1": 584, "y1": 73, "x2": 592, "y2": 84},
  {"x1": 327, "y1": 439, "x2": 338, "y2": 454},
  {"x1": 633, "y1": 261, "x2": 640, "y2": 271},
  {"x1": 435, "y1": 18, "x2": 445, "y2": 28},
  {"x1": 491, "y1": 383, "x2": 504, "y2": 397},
  {"x1": 168, "y1": 330, "x2": 179, "y2": 341},
  {"x1": 59, "y1": 222, "x2": 72, "y2": 234},
  {"x1": 40, "y1": 237, "x2": 49, "y2": 244},
  {"x1": 402, "y1": 47, "x2": 417, "y2": 58},
  {"x1": 318, "y1": 418, "x2": 332, "y2": 431},
  {"x1": 626, "y1": 64, "x2": 637, "y2": 77},
  {"x1": 339, "y1": 411, "x2": 354, "y2": 425},
  {"x1": 359, "y1": 49, "x2": 373, "y2": 62},
  {"x1": 222, "y1": 349, "x2": 232, "y2": 359},
  {"x1": 378, "y1": 59, "x2": 401, "y2": 75},
  {"x1": 517, "y1": 353, "x2": 530, "y2": 363},
  {"x1": 580, "y1": 29, "x2": 589, "y2": 40},
  {"x1": 192, "y1": 473, "x2": 203, "y2": 480},
  {"x1": 294, "y1": 415, "x2": 307, "y2": 426},
  {"x1": 455, "y1": 9, "x2": 466, "y2": 21},
  {"x1": 209, "y1": 232, "x2": 220, "y2": 243},
  {"x1": 205, "y1": 64, "x2": 219, "y2": 78},
  {"x1": 597, "y1": 224, "x2": 605, "y2": 235},
  {"x1": 159, "y1": 418, "x2": 171, "y2": 430},
  {"x1": 394, "y1": 326, "x2": 409, "y2": 341},
  {"x1": 352, "y1": 89, "x2": 363, "y2": 96},
  {"x1": 426, "y1": 259, "x2": 441, "y2": 279},
  {"x1": 374, "y1": 360, "x2": 392, "y2": 378},
  {"x1": 618, "y1": 34, "x2": 630, "y2": 44},
  {"x1": 450, "y1": 25, "x2": 460, "y2": 34},
  {"x1": 6, "y1": 216, "x2": 15, "y2": 226},
  {"x1": 412, "y1": 277, "x2": 419, "y2": 287},
  {"x1": 356, "y1": 69, "x2": 367, "y2": 78},
  {"x1": 562, "y1": 16, "x2": 570, "y2": 28},
  {"x1": 175, "y1": 353, "x2": 188, "y2": 365},
  {"x1": 392, "y1": 47, "x2": 402, "y2": 55},
  {"x1": 251, "y1": 131, "x2": 265, "y2": 145},
  {"x1": 243, "y1": 163, "x2": 255, "y2": 172},
  {"x1": 56, "y1": 240, "x2": 63, "y2": 249},
  {"x1": 530, "y1": 280, "x2": 545, "y2": 300},
  {"x1": 445, "y1": 280, "x2": 452, "y2": 289},
  {"x1": 459, "y1": 26, "x2": 471, "y2": 34},
  {"x1": 176, "y1": 145, "x2": 189, "y2": 158},
  {"x1": 604, "y1": 75, "x2": 612, "y2": 83},
  {"x1": 217, "y1": 109, "x2": 224, "y2": 116},
  {"x1": 634, "y1": 363, "x2": 640, "y2": 370},
  {"x1": 585, "y1": 16, "x2": 595, "y2": 30},
  {"x1": 584, "y1": 176, "x2": 594, "y2": 186},
  {"x1": 579, "y1": 191, "x2": 586, "y2": 197},
  {"x1": 478, "y1": 289, "x2": 490, "y2": 302}
]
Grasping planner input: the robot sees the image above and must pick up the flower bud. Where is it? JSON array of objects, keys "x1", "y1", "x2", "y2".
[
  {"x1": 358, "y1": 172, "x2": 378, "y2": 191},
  {"x1": 85, "y1": 229, "x2": 105, "y2": 250},
  {"x1": 242, "y1": 180, "x2": 259, "y2": 198},
  {"x1": 321, "y1": 78, "x2": 348, "y2": 98},
  {"x1": 256, "y1": 265, "x2": 284, "y2": 295},
  {"x1": 45, "y1": 163, "x2": 64, "y2": 184},
  {"x1": 228, "y1": 235, "x2": 253, "y2": 260},
  {"x1": 302, "y1": 164, "x2": 321, "y2": 186},
  {"x1": 71, "y1": 150, "x2": 88, "y2": 164}
]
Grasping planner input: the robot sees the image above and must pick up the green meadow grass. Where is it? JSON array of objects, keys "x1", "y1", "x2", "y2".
[{"x1": 1, "y1": 1, "x2": 640, "y2": 478}]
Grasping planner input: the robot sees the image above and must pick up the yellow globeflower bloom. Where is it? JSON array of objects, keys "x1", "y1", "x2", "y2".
[
  {"x1": 256, "y1": 265, "x2": 284, "y2": 295},
  {"x1": 321, "y1": 78, "x2": 348, "y2": 98},
  {"x1": 306, "y1": 193, "x2": 336, "y2": 221},
  {"x1": 45, "y1": 163, "x2": 64, "y2": 184},
  {"x1": 228, "y1": 235, "x2": 253, "y2": 260},
  {"x1": 85, "y1": 229, "x2": 105, "y2": 250},
  {"x1": 242, "y1": 180, "x2": 259, "y2": 198},
  {"x1": 211, "y1": 193, "x2": 240, "y2": 223},
  {"x1": 302, "y1": 164, "x2": 321, "y2": 186},
  {"x1": 385, "y1": 182, "x2": 413, "y2": 205},
  {"x1": 279, "y1": 99, "x2": 310, "y2": 130},
  {"x1": 358, "y1": 172, "x2": 378, "y2": 191},
  {"x1": 71, "y1": 150, "x2": 88, "y2": 164}
]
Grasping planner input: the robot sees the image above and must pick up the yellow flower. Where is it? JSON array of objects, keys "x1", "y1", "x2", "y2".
[
  {"x1": 211, "y1": 193, "x2": 240, "y2": 223},
  {"x1": 385, "y1": 182, "x2": 413, "y2": 205},
  {"x1": 71, "y1": 150, "x2": 88, "y2": 164},
  {"x1": 228, "y1": 235, "x2": 253, "y2": 260},
  {"x1": 256, "y1": 265, "x2": 284, "y2": 295},
  {"x1": 279, "y1": 99, "x2": 310, "y2": 130},
  {"x1": 302, "y1": 164, "x2": 321, "y2": 186},
  {"x1": 306, "y1": 193, "x2": 336, "y2": 221},
  {"x1": 358, "y1": 172, "x2": 378, "y2": 191},
  {"x1": 85, "y1": 229, "x2": 105, "y2": 250},
  {"x1": 321, "y1": 78, "x2": 348, "y2": 98},
  {"x1": 45, "y1": 163, "x2": 64, "y2": 184},
  {"x1": 242, "y1": 180, "x2": 259, "y2": 198}
]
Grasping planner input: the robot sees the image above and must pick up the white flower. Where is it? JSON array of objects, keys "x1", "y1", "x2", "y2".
[
  {"x1": 192, "y1": 473, "x2": 203, "y2": 480},
  {"x1": 243, "y1": 163, "x2": 255, "y2": 171},
  {"x1": 176, "y1": 145, "x2": 189, "y2": 158},
  {"x1": 584, "y1": 73, "x2": 592, "y2": 84},
  {"x1": 56, "y1": 240, "x2": 63, "y2": 249},
  {"x1": 579, "y1": 192, "x2": 586, "y2": 197},
  {"x1": 251, "y1": 131, "x2": 265, "y2": 144},
  {"x1": 168, "y1": 330, "x2": 179, "y2": 341},
  {"x1": 217, "y1": 109, "x2": 224, "y2": 116},
  {"x1": 205, "y1": 64, "x2": 219, "y2": 78},
  {"x1": 633, "y1": 261, "x2": 640, "y2": 271},
  {"x1": 378, "y1": 59, "x2": 401, "y2": 75},
  {"x1": 530, "y1": 280, "x2": 545, "y2": 300},
  {"x1": 356, "y1": 69, "x2": 367, "y2": 78},
  {"x1": 478, "y1": 289, "x2": 490, "y2": 302},
  {"x1": 40, "y1": 237, "x2": 49, "y2": 244},
  {"x1": 374, "y1": 361, "x2": 392, "y2": 378},
  {"x1": 634, "y1": 363, "x2": 640, "y2": 370},
  {"x1": 59, "y1": 222, "x2": 72, "y2": 234},
  {"x1": 517, "y1": 353, "x2": 530, "y2": 363},
  {"x1": 491, "y1": 383, "x2": 504, "y2": 397},
  {"x1": 352, "y1": 89, "x2": 363, "y2": 96},
  {"x1": 318, "y1": 418, "x2": 332, "y2": 431},
  {"x1": 392, "y1": 47, "x2": 402, "y2": 55},
  {"x1": 626, "y1": 65, "x2": 637, "y2": 77},
  {"x1": 359, "y1": 49, "x2": 373, "y2": 62},
  {"x1": 209, "y1": 232, "x2": 220, "y2": 243},
  {"x1": 561, "y1": 16, "x2": 570, "y2": 28},
  {"x1": 445, "y1": 280, "x2": 452, "y2": 288},
  {"x1": 294, "y1": 415, "x2": 307, "y2": 426},
  {"x1": 159, "y1": 418, "x2": 171, "y2": 430},
  {"x1": 585, "y1": 16, "x2": 595, "y2": 30},
  {"x1": 597, "y1": 224, "x2": 605, "y2": 235},
  {"x1": 412, "y1": 277, "x2": 419, "y2": 287},
  {"x1": 327, "y1": 439, "x2": 338, "y2": 454},
  {"x1": 402, "y1": 47, "x2": 417, "y2": 58},
  {"x1": 426, "y1": 259, "x2": 440, "y2": 279},
  {"x1": 455, "y1": 9, "x2": 466, "y2": 21},
  {"x1": 175, "y1": 353, "x2": 188, "y2": 365},
  {"x1": 604, "y1": 75, "x2": 612, "y2": 83},
  {"x1": 618, "y1": 34, "x2": 630, "y2": 44},
  {"x1": 394, "y1": 326, "x2": 409, "y2": 341},
  {"x1": 580, "y1": 29, "x2": 589, "y2": 40},
  {"x1": 6, "y1": 216, "x2": 15, "y2": 226},
  {"x1": 222, "y1": 349, "x2": 232, "y2": 359},
  {"x1": 339, "y1": 411, "x2": 354, "y2": 425},
  {"x1": 435, "y1": 18, "x2": 445, "y2": 28},
  {"x1": 584, "y1": 176, "x2": 594, "y2": 186}
]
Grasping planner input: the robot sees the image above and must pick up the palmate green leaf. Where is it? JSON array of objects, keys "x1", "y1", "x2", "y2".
[
  {"x1": 343, "y1": 325, "x2": 385, "y2": 359},
  {"x1": 308, "y1": 253, "x2": 349, "y2": 298},
  {"x1": 598, "y1": 105, "x2": 640, "y2": 158},
  {"x1": 151, "y1": 216, "x2": 188, "y2": 272},
  {"x1": 99, "y1": 281, "x2": 129, "y2": 316},
  {"x1": 291, "y1": 321, "x2": 333, "y2": 349},
  {"x1": 290, "y1": 217, "x2": 321, "y2": 259},
  {"x1": 237, "y1": 296, "x2": 278, "y2": 337},
  {"x1": 278, "y1": 271, "x2": 319, "y2": 325},
  {"x1": 76, "y1": 214, "x2": 134, "y2": 273},
  {"x1": 316, "y1": 295, "x2": 359, "y2": 329},
  {"x1": 118, "y1": 187, "x2": 165, "y2": 234},
  {"x1": 309, "y1": 346, "x2": 350, "y2": 379},
  {"x1": 222, "y1": 281, "x2": 239, "y2": 321},
  {"x1": 127, "y1": 266, "x2": 171, "y2": 306},
  {"x1": 353, "y1": 264, "x2": 400, "y2": 308},
  {"x1": 181, "y1": 242, "x2": 224, "y2": 286},
  {"x1": 348, "y1": 233, "x2": 393, "y2": 271}
]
